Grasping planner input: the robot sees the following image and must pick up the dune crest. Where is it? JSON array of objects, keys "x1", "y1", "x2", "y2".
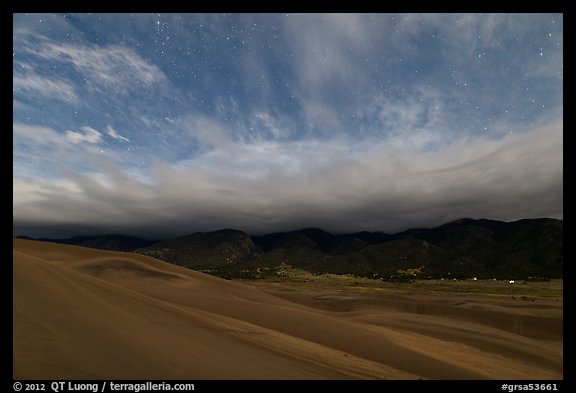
[{"x1": 13, "y1": 239, "x2": 562, "y2": 380}]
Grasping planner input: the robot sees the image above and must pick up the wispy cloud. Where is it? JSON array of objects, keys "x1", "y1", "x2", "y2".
[
  {"x1": 65, "y1": 126, "x2": 102, "y2": 145},
  {"x1": 13, "y1": 123, "x2": 127, "y2": 180},
  {"x1": 14, "y1": 124, "x2": 94, "y2": 180},
  {"x1": 14, "y1": 123, "x2": 64, "y2": 147},
  {"x1": 13, "y1": 72, "x2": 78, "y2": 104},
  {"x1": 253, "y1": 112, "x2": 293, "y2": 139},
  {"x1": 180, "y1": 114, "x2": 232, "y2": 148},
  {"x1": 282, "y1": 14, "x2": 374, "y2": 92},
  {"x1": 106, "y1": 126, "x2": 130, "y2": 142},
  {"x1": 29, "y1": 41, "x2": 166, "y2": 94}
]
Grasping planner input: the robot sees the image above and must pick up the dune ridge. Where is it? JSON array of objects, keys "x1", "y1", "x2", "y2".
[{"x1": 13, "y1": 239, "x2": 562, "y2": 380}]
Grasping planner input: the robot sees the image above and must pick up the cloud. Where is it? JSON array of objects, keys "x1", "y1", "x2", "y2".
[
  {"x1": 29, "y1": 40, "x2": 166, "y2": 94},
  {"x1": 13, "y1": 72, "x2": 78, "y2": 104},
  {"x1": 282, "y1": 14, "x2": 374, "y2": 92},
  {"x1": 14, "y1": 123, "x2": 69, "y2": 148},
  {"x1": 13, "y1": 118, "x2": 562, "y2": 238},
  {"x1": 270, "y1": 13, "x2": 562, "y2": 136},
  {"x1": 253, "y1": 112, "x2": 291, "y2": 139},
  {"x1": 180, "y1": 114, "x2": 232, "y2": 148},
  {"x1": 14, "y1": 121, "x2": 184, "y2": 183},
  {"x1": 65, "y1": 127, "x2": 103, "y2": 145},
  {"x1": 106, "y1": 126, "x2": 130, "y2": 142},
  {"x1": 14, "y1": 124, "x2": 76, "y2": 179}
]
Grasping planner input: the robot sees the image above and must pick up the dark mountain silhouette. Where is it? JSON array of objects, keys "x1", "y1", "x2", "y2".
[
  {"x1": 134, "y1": 218, "x2": 562, "y2": 280},
  {"x1": 136, "y1": 229, "x2": 261, "y2": 270},
  {"x1": 15, "y1": 234, "x2": 155, "y2": 252},
  {"x1": 351, "y1": 231, "x2": 394, "y2": 245},
  {"x1": 328, "y1": 236, "x2": 369, "y2": 255},
  {"x1": 21, "y1": 218, "x2": 562, "y2": 280},
  {"x1": 252, "y1": 229, "x2": 327, "y2": 252}
]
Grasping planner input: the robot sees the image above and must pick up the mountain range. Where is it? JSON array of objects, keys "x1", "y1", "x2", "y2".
[
  {"x1": 15, "y1": 234, "x2": 156, "y2": 252},
  {"x1": 17, "y1": 218, "x2": 563, "y2": 280}
]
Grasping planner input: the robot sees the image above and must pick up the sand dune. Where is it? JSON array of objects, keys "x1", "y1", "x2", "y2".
[{"x1": 13, "y1": 239, "x2": 562, "y2": 380}]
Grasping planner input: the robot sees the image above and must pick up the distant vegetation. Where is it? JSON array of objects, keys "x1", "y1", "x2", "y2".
[
  {"x1": 246, "y1": 266, "x2": 564, "y2": 300},
  {"x1": 20, "y1": 218, "x2": 562, "y2": 280}
]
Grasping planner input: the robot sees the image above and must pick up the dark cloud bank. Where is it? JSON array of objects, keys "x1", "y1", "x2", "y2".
[{"x1": 14, "y1": 120, "x2": 562, "y2": 240}]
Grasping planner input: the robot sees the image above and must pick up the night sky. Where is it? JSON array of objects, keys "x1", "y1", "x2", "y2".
[{"x1": 13, "y1": 13, "x2": 563, "y2": 239}]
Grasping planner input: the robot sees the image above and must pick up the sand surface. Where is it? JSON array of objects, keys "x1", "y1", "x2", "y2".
[{"x1": 13, "y1": 239, "x2": 562, "y2": 379}]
